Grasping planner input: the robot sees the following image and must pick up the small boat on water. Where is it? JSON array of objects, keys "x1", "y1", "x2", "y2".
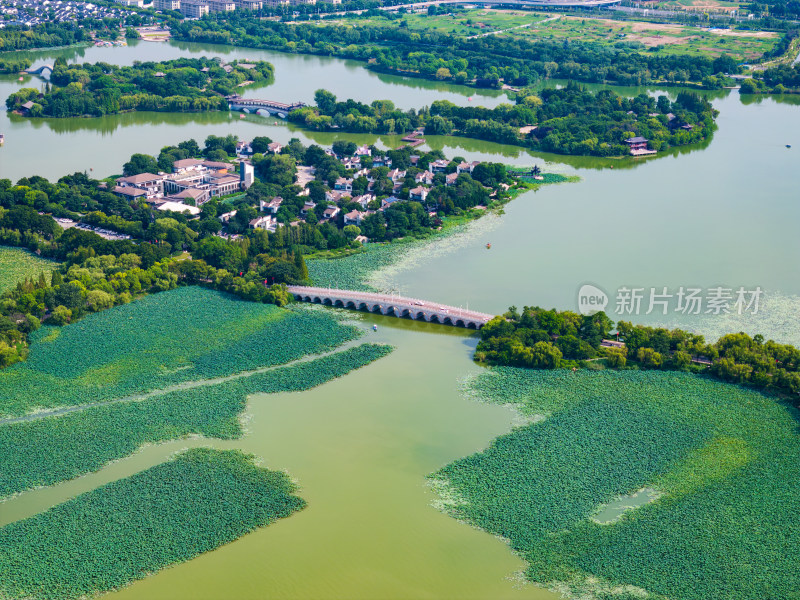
[
  {"x1": 0, "y1": 133, "x2": 4, "y2": 145},
  {"x1": 486, "y1": 243, "x2": 492, "y2": 249},
  {"x1": 373, "y1": 324, "x2": 378, "y2": 332},
  {"x1": 787, "y1": 144, "x2": 792, "y2": 148}
]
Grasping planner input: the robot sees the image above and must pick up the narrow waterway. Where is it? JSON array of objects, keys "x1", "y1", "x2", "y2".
[{"x1": 2, "y1": 317, "x2": 558, "y2": 600}]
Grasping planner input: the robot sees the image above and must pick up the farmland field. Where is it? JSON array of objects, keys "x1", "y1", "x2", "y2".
[
  {"x1": 0, "y1": 246, "x2": 57, "y2": 294},
  {"x1": 0, "y1": 286, "x2": 362, "y2": 417},
  {"x1": 512, "y1": 16, "x2": 777, "y2": 62},
  {"x1": 0, "y1": 448, "x2": 305, "y2": 600},
  {"x1": 434, "y1": 369, "x2": 800, "y2": 600},
  {"x1": 0, "y1": 343, "x2": 392, "y2": 498},
  {"x1": 358, "y1": 10, "x2": 777, "y2": 62}
]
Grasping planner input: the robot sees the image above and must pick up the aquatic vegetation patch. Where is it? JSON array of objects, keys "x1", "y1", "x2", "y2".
[
  {"x1": 0, "y1": 246, "x2": 57, "y2": 294},
  {"x1": 435, "y1": 368, "x2": 800, "y2": 600},
  {"x1": 0, "y1": 344, "x2": 392, "y2": 498},
  {"x1": 0, "y1": 286, "x2": 361, "y2": 417},
  {"x1": 307, "y1": 242, "x2": 414, "y2": 292},
  {"x1": 307, "y1": 214, "x2": 500, "y2": 293},
  {"x1": 0, "y1": 448, "x2": 305, "y2": 600}
]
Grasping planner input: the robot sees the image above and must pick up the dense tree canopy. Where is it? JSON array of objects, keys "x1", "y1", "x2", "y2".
[{"x1": 5, "y1": 57, "x2": 273, "y2": 118}]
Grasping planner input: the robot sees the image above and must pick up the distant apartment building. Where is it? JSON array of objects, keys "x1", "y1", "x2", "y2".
[
  {"x1": 115, "y1": 0, "x2": 144, "y2": 7},
  {"x1": 235, "y1": 0, "x2": 262, "y2": 9},
  {"x1": 208, "y1": 0, "x2": 235, "y2": 11},
  {"x1": 153, "y1": 0, "x2": 181, "y2": 10},
  {"x1": 262, "y1": 0, "x2": 288, "y2": 7},
  {"x1": 180, "y1": 0, "x2": 208, "y2": 18}
]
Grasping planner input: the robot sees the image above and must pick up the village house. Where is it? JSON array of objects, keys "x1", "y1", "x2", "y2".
[
  {"x1": 260, "y1": 197, "x2": 283, "y2": 214},
  {"x1": 354, "y1": 145, "x2": 371, "y2": 157},
  {"x1": 300, "y1": 201, "x2": 316, "y2": 216},
  {"x1": 334, "y1": 177, "x2": 354, "y2": 192},
  {"x1": 352, "y1": 194, "x2": 373, "y2": 209},
  {"x1": 409, "y1": 186, "x2": 429, "y2": 202},
  {"x1": 323, "y1": 206, "x2": 340, "y2": 220},
  {"x1": 218, "y1": 210, "x2": 237, "y2": 223},
  {"x1": 326, "y1": 190, "x2": 351, "y2": 204},
  {"x1": 387, "y1": 168, "x2": 406, "y2": 182},
  {"x1": 409, "y1": 155, "x2": 420, "y2": 166},
  {"x1": 266, "y1": 142, "x2": 283, "y2": 154},
  {"x1": 344, "y1": 210, "x2": 365, "y2": 226},
  {"x1": 415, "y1": 171, "x2": 435, "y2": 186},
  {"x1": 235, "y1": 140, "x2": 253, "y2": 156},
  {"x1": 456, "y1": 160, "x2": 481, "y2": 174},
  {"x1": 372, "y1": 155, "x2": 392, "y2": 168},
  {"x1": 249, "y1": 215, "x2": 273, "y2": 230},
  {"x1": 429, "y1": 159, "x2": 450, "y2": 173},
  {"x1": 445, "y1": 173, "x2": 459, "y2": 187},
  {"x1": 341, "y1": 156, "x2": 361, "y2": 170}
]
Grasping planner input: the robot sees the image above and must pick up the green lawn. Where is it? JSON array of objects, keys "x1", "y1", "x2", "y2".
[{"x1": 435, "y1": 369, "x2": 800, "y2": 600}]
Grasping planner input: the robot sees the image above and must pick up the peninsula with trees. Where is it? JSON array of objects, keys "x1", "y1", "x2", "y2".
[{"x1": 5, "y1": 57, "x2": 274, "y2": 118}]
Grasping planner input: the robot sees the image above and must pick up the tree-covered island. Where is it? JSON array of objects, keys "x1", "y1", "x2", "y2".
[
  {"x1": 290, "y1": 86, "x2": 717, "y2": 157},
  {"x1": 5, "y1": 57, "x2": 274, "y2": 118},
  {"x1": 477, "y1": 306, "x2": 800, "y2": 403}
]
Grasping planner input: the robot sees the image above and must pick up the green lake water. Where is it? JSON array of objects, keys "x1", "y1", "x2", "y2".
[{"x1": 0, "y1": 39, "x2": 798, "y2": 599}]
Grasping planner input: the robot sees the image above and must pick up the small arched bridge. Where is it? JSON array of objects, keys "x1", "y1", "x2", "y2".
[
  {"x1": 24, "y1": 64, "x2": 54, "y2": 77},
  {"x1": 287, "y1": 286, "x2": 494, "y2": 329},
  {"x1": 226, "y1": 95, "x2": 306, "y2": 117}
]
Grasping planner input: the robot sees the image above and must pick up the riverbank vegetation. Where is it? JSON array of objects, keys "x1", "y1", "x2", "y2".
[
  {"x1": 0, "y1": 340, "x2": 392, "y2": 498},
  {"x1": 741, "y1": 61, "x2": 800, "y2": 93},
  {"x1": 0, "y1": 23, "x2": 89, "y2": 51},
  {"x1": 476, "y1": 306, "x2": 800, "y2": 403},
  {"x1": 291, "y1": 86, "x2": 717, "y2": 156},
  {"x1": 171, "y1": 14, "x2": 747, "y2": 89},
  {"x1": 434, "y1": 368, "x2": 800, "y2": 600},
  {"x1": 0, "y1": 448, "x2": 305, "y2": 600},
  {"x1": 0, "y1": 58, "x2": 32, "y2": 75},
  {"x1": 5, "y1": 57, "x2": 273, "y2": 118}
]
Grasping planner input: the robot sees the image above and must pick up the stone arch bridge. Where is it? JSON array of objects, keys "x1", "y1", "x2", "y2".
[
  {"x1": 24, "y1": 64, "x2": 54, "y2": 77},
  {"x1": 226, "y1": 95, "x2": 306, "y2": 118},
  {"x1": 286, "y1": 286, "x2": 494, "y2": 330}
]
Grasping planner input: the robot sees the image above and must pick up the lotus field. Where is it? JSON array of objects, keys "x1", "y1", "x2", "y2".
[
  {"x1": 0, "y1": 246, "x2": 57, "y2": 294},
  {"x1": 0, "y1": 343, "x2": 392, "y2": 498},
  {"x1": 0, "y1": 448, "x2": 306, "y2": 600},
  {"x1": 434, "y1": 369, "x2": 800, "y2": 600},
  {"x1": 0, "y1": 286, "x2": 362, "y2": 417},
  {"x1": 307, "y1": 242, "x2": 408, "y2": 292}
]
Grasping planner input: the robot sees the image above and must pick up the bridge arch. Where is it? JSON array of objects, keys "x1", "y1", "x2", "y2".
[{"x1": 333, "y1": 299, "x2": 345, "y2": 308}]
